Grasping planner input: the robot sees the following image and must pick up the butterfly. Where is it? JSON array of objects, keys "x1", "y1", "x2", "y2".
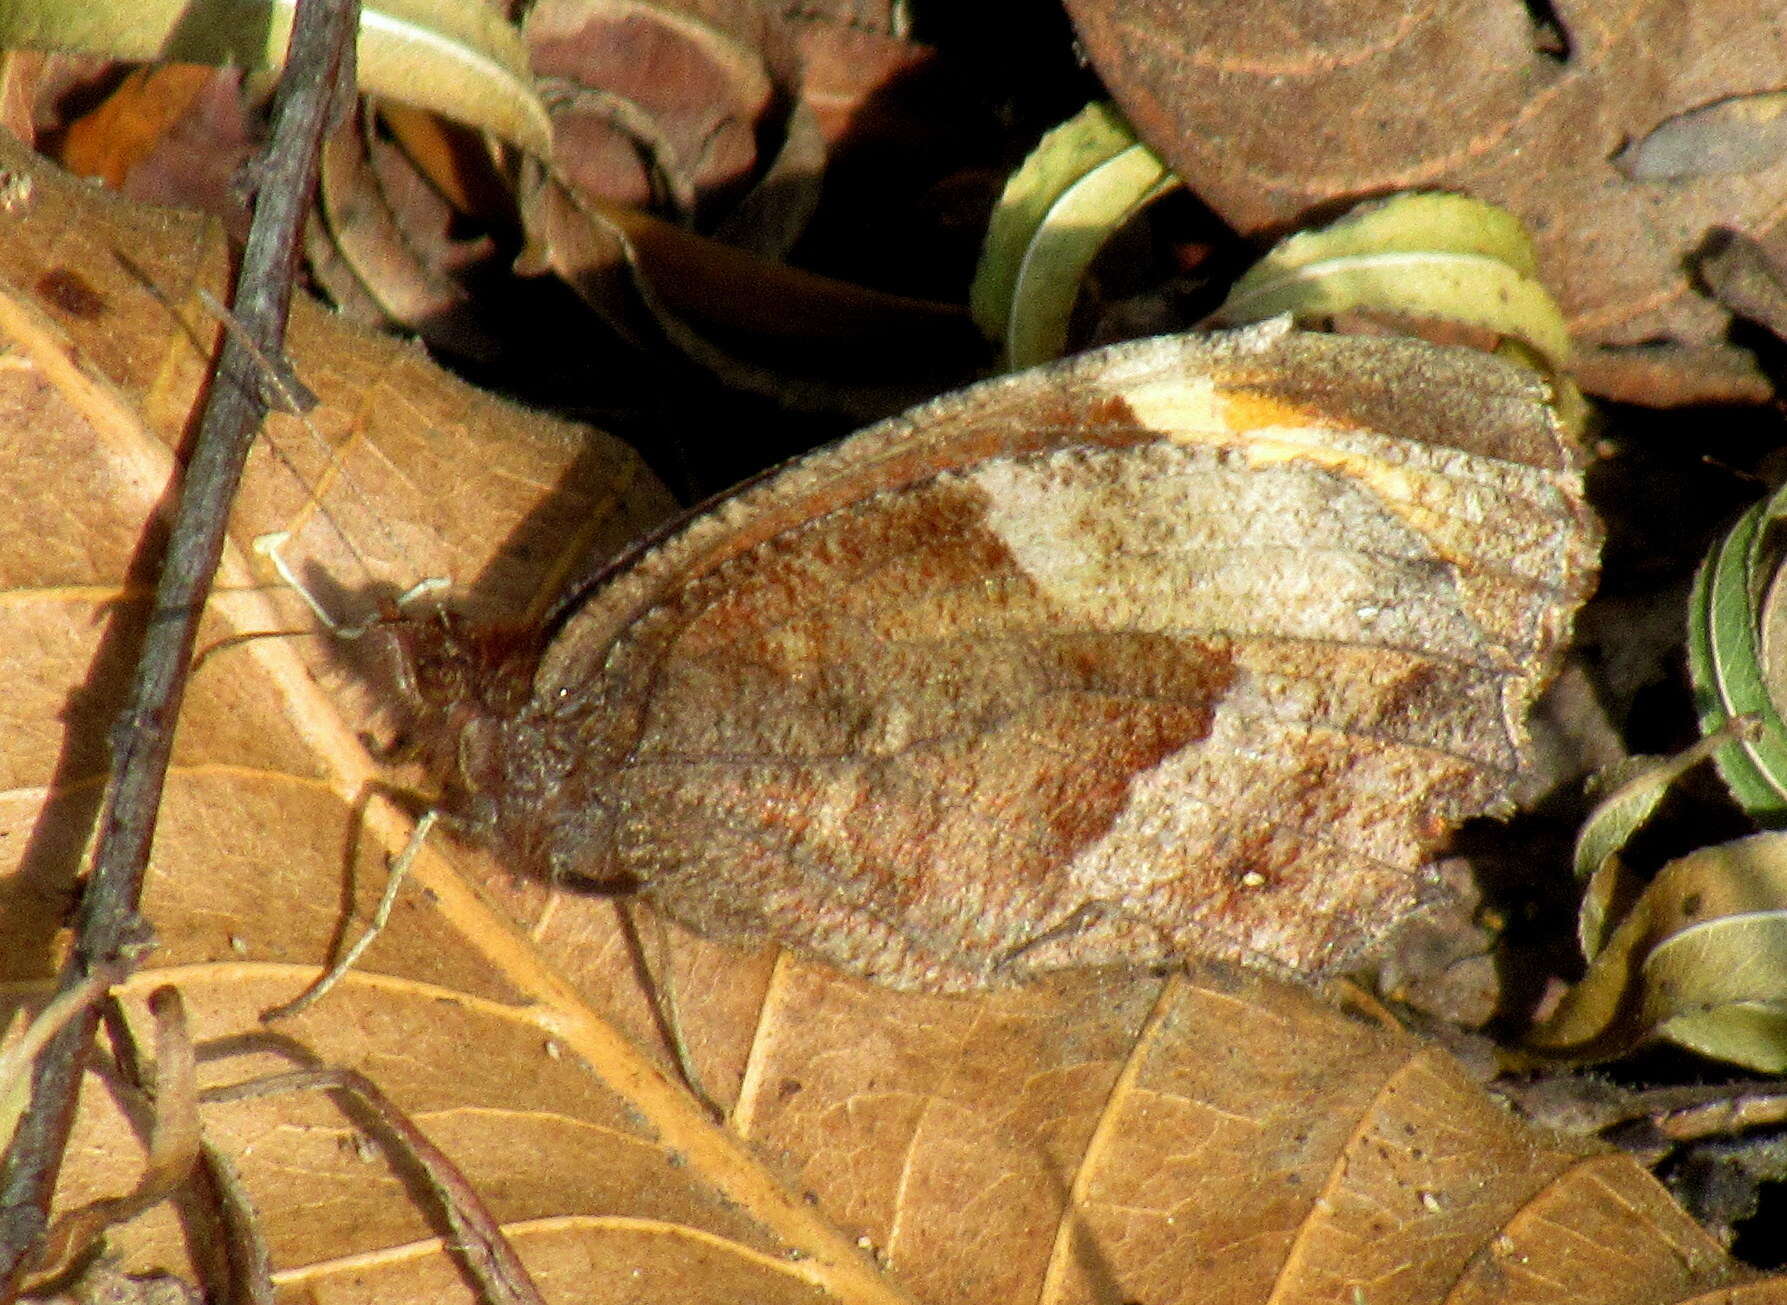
[{"x1": 390, "y1": 321, "x2": 1597, "y2": 990}]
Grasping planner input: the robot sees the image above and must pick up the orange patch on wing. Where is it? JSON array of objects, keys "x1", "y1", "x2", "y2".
[{"x1": 1215, "y1": 387, "x2": 1335, "y2": 434}]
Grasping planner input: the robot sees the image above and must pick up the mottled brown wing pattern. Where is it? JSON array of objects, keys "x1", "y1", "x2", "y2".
[{"x1": 414, "y1": 322, "x2": 1598, "y2": 989}]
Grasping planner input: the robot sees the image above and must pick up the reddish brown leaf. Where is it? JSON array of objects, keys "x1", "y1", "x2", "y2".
[
  {"x1": 1066, "y1": 0, "x2": 1787, "y2": 355},
  {"x1": 524, "y1": 0, "x2": 793, "y2": 228},
  {"x1": 56, "y1": 63, "x2": 253, "y2": 237},
  {"x1": 310, "y1": 106, "x2": 506, "y2": 363}
]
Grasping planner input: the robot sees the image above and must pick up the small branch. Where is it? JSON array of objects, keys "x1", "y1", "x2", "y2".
[
  {"x1": 199, "y1": 1142, "x2": 277, "y2": 1305},
  {"x1": 204, "y1": 1069, "x2": 547, "y2": 1305},
  {"x1": 0, "y1": 0, "x2": 362, "y2": 1291}
]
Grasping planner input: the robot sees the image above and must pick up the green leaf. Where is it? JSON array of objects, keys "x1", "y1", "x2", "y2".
[
  {"x1": 1209, "y1": 192, "x2": 1571, "y2": 372},
  {"x1": 1575, "y1": 754, "x2": 1681, "y2": 883},
  {"x1": 1658, "y1": 1003, "x2": 1787, "y2": 1070},
  {"x1": 970, "y1": 102, "x2": 1177, "y2": 370},
  {"x1": 1687, "y1": 478, "x2": 1787, "y2": 821},
  {"x1": 1524, "y1": 832, "x2": 1787, "y2": 1072},
  {"x1": 1570, "y1": 725, "x2": 1753, "y2": 956},
  {"x1": 0, "y1": 0, "x2": 552, "y2": 155}
]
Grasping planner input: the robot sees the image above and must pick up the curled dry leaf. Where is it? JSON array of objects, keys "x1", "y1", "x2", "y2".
[
  {"x1": 0, "y1": 142, "x2": 1778, "y2": 1301},
  {"x1": 524, "y1": 0, "x2": 811, "y2": 244},
  {"x1": 502, "y1": 0, "x2": 982, "y2": 412},
  {"x1": 791, "y1": 15, "x2": 935, "y2": 149},
  {"x1": 1065, "y1": 0, "x2": 1787, "y2": 361},
  {"x1": 309, "y1": 104, "x2": 507, "y2": 364},
  {"x1": 18, "y1": 0, "x2": 979, "y2": 412}
]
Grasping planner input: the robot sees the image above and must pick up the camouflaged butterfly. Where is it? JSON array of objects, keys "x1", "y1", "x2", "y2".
[{"x1": 391, "y1": 322, "x2": 1597, "y2": 990}]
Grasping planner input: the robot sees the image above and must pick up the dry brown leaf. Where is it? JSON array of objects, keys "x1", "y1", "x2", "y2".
[
  {"x1": 524, "y1": 0, "x2": 814, "y2": 249},
  {"x1": 309, "y1": 105, "x2": 507, "y2": 364},
  {"x1": 56, "y1": 64, "x2": 250, "y2": 207},
  {"x1": 1700, "y1": 229, "x2": 1787, "y2": 343},
  {"x1": 4, "y1": 58, "x2": 255, "y2": 241},
  {"x1": 1568, "y1": 340, "x2": 1775, "y2": 408},
  {"x1": 1065, "y1": 0, "x2": 1787, "y2": 356},
  {"x1": 0, "y1": 136, "x2": 1781, "y2": 1303},
  {"x1": 792, "y1": 17, "x2": 936, "y2": 149},
  {"x1": 516, "y1": 167, "x2": 980, "y2": 414},
  {"x1": 504, "y1": 0, "x2": 982, "y2": 409}
]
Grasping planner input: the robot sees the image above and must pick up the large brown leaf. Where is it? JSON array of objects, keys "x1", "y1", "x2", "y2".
[
  {"x1": 0, "y1": 139, "x2": 1779, "y2": 1304},
  {"x1": 1066, "y1": 0, "x2": 1787, "y2": 353}
]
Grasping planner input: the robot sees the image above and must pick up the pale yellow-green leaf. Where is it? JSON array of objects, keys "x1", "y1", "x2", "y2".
[
  {"x1": 970, "y1": 101, "x2": 1177, "y2": 369},
  {"x1": 1646, "y1": 908, "x2": 1787, "y2": 1072},
  {"x1": 1657, "y1": 1003, "x2": 1787, "y2": 1071},
  {"x1": 1571, "y1": 726, "x2": 1750, "y2": 952},
  {"x1": 971, "y1": 102, "x2": 1134, "y2": 340},
  {"x1": 1576, "y1": 854, "x2": 1637, "y2": 968},
  {"x1": 1210, "y1": 192, "x2": 1571, "y2": 371},
  {"x1": 1576, "y1": 754, "x2": 1678, "y2": 882},
  {"x1": 1526, "y1": 831, "x2": 1787, "y2": 1071},
  {"x1": 0, "y1": 0, "x2": 551, "y2": 155}
]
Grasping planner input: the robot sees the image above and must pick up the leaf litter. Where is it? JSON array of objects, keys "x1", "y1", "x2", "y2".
[{"x1": 2, "y1": 0, "x2": 1787, "y2": 1297}]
